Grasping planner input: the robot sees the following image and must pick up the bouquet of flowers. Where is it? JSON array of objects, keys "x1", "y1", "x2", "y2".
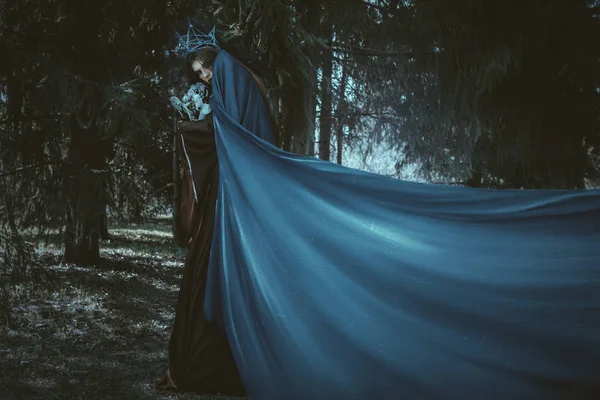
[{"x1": 170, "y1": 83, "x2": 212, "y2": 121}]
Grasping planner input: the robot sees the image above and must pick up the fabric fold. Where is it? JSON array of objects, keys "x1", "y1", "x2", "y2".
[{"x1": 203, "y1": 50, "x2": 600, "y2": 400}]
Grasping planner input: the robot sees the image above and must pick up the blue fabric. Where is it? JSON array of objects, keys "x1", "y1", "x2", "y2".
[{"x1": 204, "y1": 51, "x2": 600, "y2": 400}]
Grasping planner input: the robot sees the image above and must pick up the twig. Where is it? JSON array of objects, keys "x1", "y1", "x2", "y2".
[
  {"x1": 152, "y1": 183, "x2": 173, "y2": 196},
  {"x1": 0, "y1": 163, "x2": 58, "y2": 178}
]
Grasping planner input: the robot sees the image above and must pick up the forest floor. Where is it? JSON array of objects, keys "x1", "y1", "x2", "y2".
[{"x1": 0, "y1": 218, "x2": 247, "y2": 400}]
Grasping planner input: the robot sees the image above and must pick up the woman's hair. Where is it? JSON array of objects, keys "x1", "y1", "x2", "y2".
[
  {"x1": 186, "y1": 48, "x2": 218, "y2": 87},
  {"x1": 187, "y1": 48, "x2": 268, "y2": 99},
  {"x1": 186, "y1": 48, "x2": 219, "y2": 70},
  {"x1": 187, "y1": 47, "x2": 278, "y2": 142}
]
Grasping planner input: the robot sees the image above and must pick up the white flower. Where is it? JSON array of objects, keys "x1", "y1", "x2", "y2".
[
  {"x1": 170, "y1": 84, "x2": 211, "y2": 122},
  {"x1": 192, "y1": 94, "x2": 203, "y2": 109},
  {"x1": 200, "y1": 103, "x2": 211, "y2": 116}
]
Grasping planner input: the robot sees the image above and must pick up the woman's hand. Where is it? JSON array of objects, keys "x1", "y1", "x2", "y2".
[
  {"x1": 177, "y1": 119, "x2": 212, "y2": 133},
  {"x1": 177, "y1": 120, "x2": 198, "y2": 132}
]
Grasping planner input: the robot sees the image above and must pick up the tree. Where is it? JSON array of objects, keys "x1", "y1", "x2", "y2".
[
  {"x1": 391, "y1": 0, "x2": 600, "y2": 188},
  {"x1": 0, "y1": 0, "x2": 195, "y2": 265},
  {"x1": 2, "y1": 0, "x2": 598, "y2": 278}
]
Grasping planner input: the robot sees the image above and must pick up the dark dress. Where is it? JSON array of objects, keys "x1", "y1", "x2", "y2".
[{"x1": 168, "y1": 117, "x2": 245, "y2": 395}]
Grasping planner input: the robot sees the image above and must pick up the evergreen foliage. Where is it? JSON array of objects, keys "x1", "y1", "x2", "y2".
[{"x1": 0, "y1": 0, "x2": 598, "y2": 279}]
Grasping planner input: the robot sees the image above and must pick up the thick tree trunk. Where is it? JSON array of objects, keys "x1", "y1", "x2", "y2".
[
  {"x1": 291, "y1": 94, "x2": 311, "y2": 155},
  {"x1": 336, "y1": 120, "x2": 343, "y2": 165},
  {"x1": 335, "y1": 59, "x2": 348, "y2": 165},
  {"x1": 63, "y1": 89, "x2": 107, "y2": 263},
  {"x1": 300, "y1": 0, "x2": 321, "y2": 156},
  {"x1": 281, "y1": 92, "x2": 294, "y2": 152},
  {"x1": 282, "y1": 84, "x2": 309, "y2": 154},
  {"x1": 100, "y1": 209, "x2": 109, "y2": 241},
  {"x1": 305, "y1": 94, "x2": 317, "y2": 157},
  {"x1": 318, "y1": 29, "x2": 334, "y2": 161},
  {"x1": 6, "y1": 72, "x2": 23, "y2": 163},
  {"x1": 64, "y1": 116, "x2": 106, "y2": 265},
  {"x1": 62, "y1": 0, "x2": 107, "y2": 265}
]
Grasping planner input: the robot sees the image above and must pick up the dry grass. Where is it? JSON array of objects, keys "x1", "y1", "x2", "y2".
[{"x1": 0, "y1": 219, "x2": 248, "y2": 400}]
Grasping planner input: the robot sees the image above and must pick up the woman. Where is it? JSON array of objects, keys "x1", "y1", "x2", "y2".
[
  {"x1": 158, "y1": 43, "x2": 276, "y2": 394},
  {"x1": 161, "y1": 25, "x2": 600, "y2": 400}
]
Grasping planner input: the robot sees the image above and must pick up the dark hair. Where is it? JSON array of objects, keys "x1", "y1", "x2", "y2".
[
  {"x1": 186, "y1": 48, "x2": 218, "y2": 89},
  {"x1": 187, "y1": 48, "x2": 270, "y2": 107},
  {"x1": 178, "y1": 18, "x2": 279, "y2": 143},
  {"x1": 187, "y1": 48, "x2": 219, "y2": 70}
]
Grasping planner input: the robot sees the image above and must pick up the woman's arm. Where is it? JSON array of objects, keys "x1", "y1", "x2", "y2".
[
  {"x1": 173, "y1": 117, "x2": 217, "y2": 247},
  {"x1": 174, "y1": 133, "x2": 197, "y2": 247},
  {"x1": 177, "y1": 119, "x2": 212, "y2": 135}
]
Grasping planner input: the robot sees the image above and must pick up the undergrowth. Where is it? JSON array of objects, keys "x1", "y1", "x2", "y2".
[{"x1": 0, "y1": 219, "x2": 247, "y2": 400}]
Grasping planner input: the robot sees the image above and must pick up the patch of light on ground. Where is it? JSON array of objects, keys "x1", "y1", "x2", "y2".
[
  {"x1": 161, "y1": 260, "x2": 183, "y2": 268},
  {"x1": 129, "y1": 318, "x2": 171, "y2": 334},
  {"x1": 99, "y1": 247, "x2": 165, "y2": 259},
  {"x1": 35, "y1": 246, "x2": 62, "y2": 255},
  {"x1": 137, "y1": 275, "x2": 180, "y2": 293},
  {"x1": 111, "y1": 228, "x2": 173, "y2": 239}
]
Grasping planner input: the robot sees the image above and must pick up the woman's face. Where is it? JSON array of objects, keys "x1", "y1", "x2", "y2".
[{"x1": 191, "y1": 61, "x2": 212, "y2": 85}]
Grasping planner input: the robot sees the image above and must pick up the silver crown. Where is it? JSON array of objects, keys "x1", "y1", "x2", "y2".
[{"x1": 173, "y1": 21, "x2": 221, "y2": 56}]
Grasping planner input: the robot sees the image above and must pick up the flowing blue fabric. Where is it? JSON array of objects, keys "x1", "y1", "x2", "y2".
[{"x1": 203, "y1": 51, "x2": 600, "y2": 400}]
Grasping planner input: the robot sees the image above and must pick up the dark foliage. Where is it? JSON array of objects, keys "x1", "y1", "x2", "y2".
[{"x1": 1, "y1": 0, "x2": 598, "y2": 285}]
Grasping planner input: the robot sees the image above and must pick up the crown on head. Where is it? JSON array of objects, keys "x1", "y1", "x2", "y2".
[{"x1": 173, "y1": 20, "x2": 221, "y2": 57}]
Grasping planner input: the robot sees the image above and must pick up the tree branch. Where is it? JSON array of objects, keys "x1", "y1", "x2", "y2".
[
  {"x1": 361, "y1": 1, "x2": 394, "y2": 16},
  {"x1": 0, "y1": 163, "x2": 57, "y2": 178},
  {"x1": 330, "y1": 44, "x2": 413, "y2": 57},
  {"x1": 344, "y1": 110, "x2": 410, "y2": 119}
]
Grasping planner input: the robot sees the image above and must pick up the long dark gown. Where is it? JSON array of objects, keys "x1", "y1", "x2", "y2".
[
  {"x1": 168, "y1": 117, "x2": 245, "y2": 394},
  {"x1": 172, "y1": 50, "x2": 600, "y2": 400}
]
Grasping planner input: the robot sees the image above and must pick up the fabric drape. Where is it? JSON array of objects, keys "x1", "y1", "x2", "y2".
[{"x1": 201, "y1": 50, "x2": 600, "y2": 400}]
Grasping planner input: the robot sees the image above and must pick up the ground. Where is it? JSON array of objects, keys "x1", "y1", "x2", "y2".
[{"x1": 0, "y1": 218, "x2": 247, "y2": 400}]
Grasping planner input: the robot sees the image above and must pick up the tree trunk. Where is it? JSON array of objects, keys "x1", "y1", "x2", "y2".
[
  {"x1": 336, "y1": 119, "x2": 343, "y2": 165},
  {"x1": 100, "y1": 208, "x2": 109, "y2": 241},
  {"x1": 64, "y1": 119, "x2": 105, "y2": 265},
  {"x1": 335, "y1": 58, "x2": 348, "y2": 165},
  {"x1": 281, "y1": 89, "x2": 294, "y2": 152},
  {"x1": 63, "y1": 0, "x2": 107, "y2": 265},
  {"x1": 6, "y1": 71, "x2": 23, "y2": 164},
  {"x1": 318, "y1": 28, "x2": 334, "y2": 161},
  {"x1": 305, "y1": 94, "x2": 317, "y2": 157},
  {"x1": 300, "y1": 0, "x2": 321, "y2": 156}
]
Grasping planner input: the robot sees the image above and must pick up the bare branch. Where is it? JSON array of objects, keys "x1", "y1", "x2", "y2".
[
  {"x1": 330, "y1": 44, "x2": 413, "y2": 57},
  {"x1": 0, "y1": 163, "x2": 58, "y2": 178}
]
